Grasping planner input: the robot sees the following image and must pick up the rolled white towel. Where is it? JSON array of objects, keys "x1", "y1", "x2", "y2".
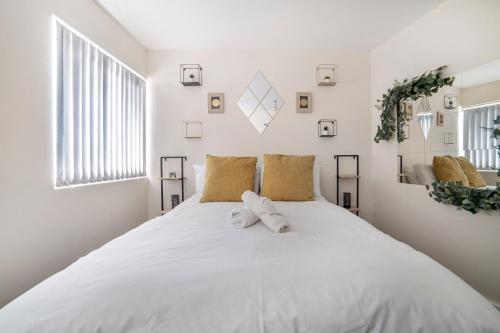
[
  {"x1": 241, "y1": 191, "x2": 289, "y2": 233},
  {"x1": 228, "y1": 207, "x2": 259, "y2": 228},
  {"x1": 260, "y1": 213, "x2": 288, "y2": 233}
]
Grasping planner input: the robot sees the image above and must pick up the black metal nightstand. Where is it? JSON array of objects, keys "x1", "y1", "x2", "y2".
[{"x1": 160, "y1": 156, "x2": 187, "y2": 215}]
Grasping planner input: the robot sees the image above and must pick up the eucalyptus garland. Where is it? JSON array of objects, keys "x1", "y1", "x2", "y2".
[
  {"x1": 426, "y1": 182, "x2": 500, "y2": 214},
  {"x1": 374, "y1": 66, "x2": 455, "y2": 143},
  {"x1": 426, "y1": 115, "x2": 500, "y2": 214}
]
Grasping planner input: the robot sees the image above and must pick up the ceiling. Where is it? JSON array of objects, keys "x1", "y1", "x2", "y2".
[{"x1": 96, "y1": 0, "x2": 444, "y2": 51}]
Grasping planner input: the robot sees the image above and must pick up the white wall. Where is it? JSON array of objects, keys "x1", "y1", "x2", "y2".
[
  {"x1": 0, "y1": 0, "x2": 148, "y2": 306},
  {"x1": 148, "y1": 50, "x2": 372, "y2": 220},
  {"x1": 371, "y1": 0, "x2": 500, "y2": 305},
  {"x1": 462, "y1": 80, "x2": 500, "y2": 106}
]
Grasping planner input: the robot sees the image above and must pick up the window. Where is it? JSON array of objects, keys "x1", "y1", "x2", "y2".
[
  {"x1": 54, "y1": 18, "x2": 146, "y2": 187},
  {"x1": 462, "y1": 102, "x2": 500, "y2": 170}
]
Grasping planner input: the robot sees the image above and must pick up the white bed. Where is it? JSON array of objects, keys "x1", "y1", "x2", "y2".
[{"x1": 0, "y1": 195, "x2": 499, "y2": 332}]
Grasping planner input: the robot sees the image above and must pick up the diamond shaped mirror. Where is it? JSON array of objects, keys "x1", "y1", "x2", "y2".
[{"x1": 237, "y1": 72, "x2": 284, "y2": 134}]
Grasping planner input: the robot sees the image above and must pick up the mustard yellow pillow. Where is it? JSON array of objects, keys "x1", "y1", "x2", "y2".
[
  {"x1": 432, "y1": 156, "x2": 469, "y2": 187},
  {"x1": 200, "y1": 155, "x2": 257, "y2": 202},
  {"x1": 454, "y1": 156, "x2": 486, "y2": 188},
  {"x1": 262, "y1": 154, "x2": 315, "y2": 201}
]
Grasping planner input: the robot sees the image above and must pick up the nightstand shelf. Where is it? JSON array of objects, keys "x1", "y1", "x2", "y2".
[
  {"x1": 160, "y1": 156, "x2": 187, "y2": 215},
  {"x1": 158, "y1": 177, "x2": 186, "y2": 181},
  {"x1": 334, "y1": 154, "x2": 360, "y2": 216},
  {"x1": 338, "y1": 175, "x2": 360, "y2": 179}
]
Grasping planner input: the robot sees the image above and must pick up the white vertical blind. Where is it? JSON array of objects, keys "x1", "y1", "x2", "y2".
[
  {"x1": 55, "y1": 20, "x2": 146, "y2": 187},
  {"x1": 463, "y1": 103, "x2": 499, "y2": 170}
]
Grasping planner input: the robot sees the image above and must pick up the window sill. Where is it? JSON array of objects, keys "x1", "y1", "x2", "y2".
[{"x1": 54, "y1": 176, "x2": 148, "y2": 190}]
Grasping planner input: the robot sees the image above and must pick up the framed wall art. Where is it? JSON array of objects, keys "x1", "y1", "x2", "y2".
[
  {"x1": 296, "y1": 92, "x2": 312, "y2": 113},
  {"x1": 436, "y1": 111, "x2": 444, "y2": 126},
  {"x1": 402, "y1": 101, "x2": 413, "y2": 120},
  {"x1": 208, "y1": 93, "x2": 224, "y2": 113}
]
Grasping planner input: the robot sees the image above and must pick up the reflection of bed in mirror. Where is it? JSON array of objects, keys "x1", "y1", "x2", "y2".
[{"x1": 397, "y1": 60, "x2": 500, "y2": 187}]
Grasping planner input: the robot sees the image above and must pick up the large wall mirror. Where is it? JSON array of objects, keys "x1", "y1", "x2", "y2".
[{"x1": 398, "y1": 60, "x2": 500, "y2": 187}]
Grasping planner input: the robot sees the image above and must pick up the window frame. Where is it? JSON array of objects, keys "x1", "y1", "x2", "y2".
[
  {"x1": 461, "y1": 101, "x2": 500, "y2": 171},
  {"x1": 52, "y1": 16, "x2": 147, "y2": 188}
]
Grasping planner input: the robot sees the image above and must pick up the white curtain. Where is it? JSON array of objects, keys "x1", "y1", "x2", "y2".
[
  {"x1": 463, "y1": 103, "x2": 499, "y2": 170},
  {"x1": 55, "y1": 21, "x2": 146, "y2": 186}
]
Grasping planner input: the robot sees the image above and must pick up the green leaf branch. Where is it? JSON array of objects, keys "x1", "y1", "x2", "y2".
[
  {"x1": 426, "y1": 182, "x2": 500, "y2": 214},
  {"x1": 374, "y1": 66, "x2": 454, "y2": 143}
]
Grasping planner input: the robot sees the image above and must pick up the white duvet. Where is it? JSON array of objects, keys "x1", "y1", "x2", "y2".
[{"x1": 0, "y1": 196, "x2": 499, "y2": 332}]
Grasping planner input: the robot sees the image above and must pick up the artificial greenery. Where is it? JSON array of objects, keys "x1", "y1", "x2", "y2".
[
  {"x1": 426, "y1": 182, "x2": 500, "y2": 214},
  {"x1": 427, "y1": 116, "x2": 500, "y2": 214},
  {"x1": 374, "y1": 66, "x2": 455, "y2": 143}
]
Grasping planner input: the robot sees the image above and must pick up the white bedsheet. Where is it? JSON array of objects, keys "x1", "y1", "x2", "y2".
[{"x1": 0, "y1": 196, "x2": 499, "y2": 332}]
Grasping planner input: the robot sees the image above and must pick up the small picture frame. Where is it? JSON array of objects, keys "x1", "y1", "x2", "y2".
[
  {"x1": 403, "y1": 124, "x2": 410, "y2": 139},
  {"x1": 169, "y1": 172, "x2": 177, "y2": 178},
  {"x1": 171, "y1": 194, "x2": 180, "y2": 209},
  {"x1": 343, "y1": 192, "x2": 351, "y2": 209},
  {"x1": 444, "y1": 132, "x2": 456, "y2": 144},
  {"x1": 208, "y1": 93, "x2": 224, "y2": 113},
  {"x1": 402, "y1": 101, "x2": 413, "y2": 120},
  {"x1": 296, "y1": 92, "x2": 312, "y2": 113},
  {"x1": 436, "y1": 111, "x2": 444, "y2": 127}
]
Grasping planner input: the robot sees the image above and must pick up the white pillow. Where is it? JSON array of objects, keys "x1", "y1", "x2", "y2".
[
  {"x1": 414, "y1": 164, "x2": 437, "y2": 185},
  {"x1": 193, "y1": 164, "x2": 206, "y2": 194},
  {"x1": 260, "y1": 164, "x2": 322, "y2": 198},
  {"x1": 404, "y1": 166, "x2": 418, "y2": 184},
  {"x1": 193, "y1": 164, "x2": 261, "y2": 194}
]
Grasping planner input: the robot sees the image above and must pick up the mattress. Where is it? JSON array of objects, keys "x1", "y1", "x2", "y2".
[{"x1": 0, "y1": 195, "x2": 499, "y2": 332}]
